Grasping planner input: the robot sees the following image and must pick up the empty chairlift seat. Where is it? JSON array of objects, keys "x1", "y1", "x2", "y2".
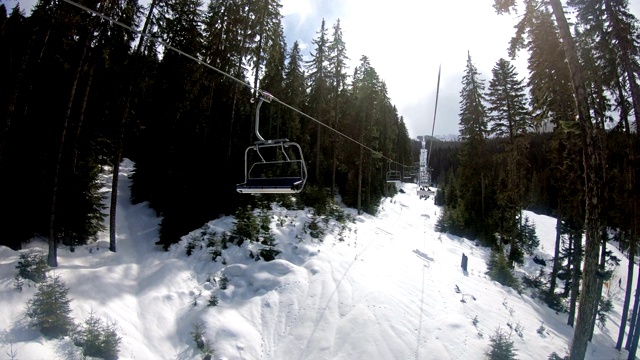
[{"x1": 236, "y1": 140, "x2": 307, "y2": 194}]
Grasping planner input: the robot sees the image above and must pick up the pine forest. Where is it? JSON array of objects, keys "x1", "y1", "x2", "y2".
[{"x1": 1, "y1": 0, "x2": 640, "y2": 359}]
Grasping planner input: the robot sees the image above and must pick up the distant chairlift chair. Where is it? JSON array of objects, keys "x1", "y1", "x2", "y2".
[
  {"x1": 236, "y1": 92, "x2": 308, "y2": 194},
  {"x1": 386, "y1": 168, "x2": 402, "y2": 183}
]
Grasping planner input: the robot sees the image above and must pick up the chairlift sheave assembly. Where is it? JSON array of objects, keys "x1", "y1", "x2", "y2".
[{"x1": 236, "y1": 92, "x2": 308, "y2": 194}]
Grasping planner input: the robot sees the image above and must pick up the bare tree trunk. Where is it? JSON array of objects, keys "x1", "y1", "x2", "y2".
[
  {"x1": 588, "y1": 233, "x2": 608, "y2": 341},
  {"x1": 136, "y1": 0, "x2": 158, "y2": 54},
  {"x1": 228, "y1": 89, "x2": 240, "y2": 158},
  {"x1": 617, "y1": 233, "x2": 634, "y2": 349},
  {"x1": 315, "y1": 122, "x2": 321, "y2": 183},
  {"x1": 548, "y1": 2, "x2": 606, "y2": 358},
  {"x1": 549, "y1": 217, "x2": 562, "y2": 296},
  {"x1": 23, "y1": 16, "x2": 53, "y2": 120},
  {"x1": 568, "y1": 231, "x2": 583, "y2": 327},
  {"x1": 626, "y1": 274, "x2": 640, "y2": 350},
  {"x1": 48, "y1": 34, "x2": 90, "y2": 267},
  {"x1": 229, "y1": 26, "x2": 250, "y2": 157},
  {"x1": 481, "y1": 172, "x2": 486, "y2": 223},
  {"x1": 564, "y1": 229, "x2": 573, "y2": 298},
  {"x1": 331, "y1": 144, "x2": 337, "y2": 198},
  {"x1": 70, "y1": 64, "x2": 95, "y2": 175},
  {"x1": 357, "y1": 135, "x2": 363, "y2": 215},
  {"x1": 109, "y1": 80, "x2": 133, "y2": 253},
  {"x1": 629, "y1": 266, "x2": 640, "y2": 359},
  {"x1": 366, "y1": 156, "x2": 372, "y2": 211}
]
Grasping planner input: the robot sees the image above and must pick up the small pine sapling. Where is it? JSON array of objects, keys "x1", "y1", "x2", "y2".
[
  {"x1": 73, "y1": 310, "x2": 122, "y2": 360},
  {"x1": 596, "y1": 294, "x2": 614, "y2": 329},
  {"x1": 191, "y1": 321, "x2": 207, "y2": 351},
  {"x1": 486, "y1": 327, "x2": 518, "y2": 360},
  {"x1": 206, "y1": 231, "x2": 218, "y2": 248},
  {"x1": 190, "y1": 321, "x2": 214, "y2": 356},
  {"x1": 26, "y1": 275, "x2": 74, "y2": 338},
  {"x1": 210, "y1": 249, "x2": 222, "y2": 262},
  {"x1": 219, "y1": 275, "x2": 229, "y2": 290},
  {"x1": 208, "y1": 294, "x2": 219, "y2": 307},
  {"x1": 537, "y1": 322, "x2": 547, "y2": 337},
  {"x1": 548, "y1": 352, "x2": 568, "y2": 360},
  {"x1": 16, "y1": 251, "x2": 48, "y2": 283},
  {"x1": 514, "y1": 322, "x2": 524, "y2": 339}
]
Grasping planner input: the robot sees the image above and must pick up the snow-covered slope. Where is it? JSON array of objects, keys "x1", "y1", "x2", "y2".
[{"x1": 0, "y1": 159, "x2": 636, "y2": 359}]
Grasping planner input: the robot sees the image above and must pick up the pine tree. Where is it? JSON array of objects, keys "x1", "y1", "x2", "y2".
[
  {"x1": 327, "y1": 19, "x2": 349, "y2": 197},
  {"x1": 454, "y1": 52, "x2": 492, "y2": 241},
  {"x1": 305, "y1": 19, "x2": 330, "y2": 185},
  {"x1": 249, "y1": 0, "x2": 283, "y2": 98},
  {"x1": 282, "y1": 41, "x2": 305, "y2": 141},
  {"x1": 258, "y1": 22, "x2": 287, "y2": 145},
  {"x1": 522, "y1": 6, "x2": 579, "y2": 301},
  {"x1": 26, "y1": 275, "x2": 74, "y2": 338},
  {"x1": 486, "y1": 327, "x2": 518, "y2": 360},
  {"x1": 487, "y1": 58, "x2": 530, "y2": 139},
  {"x1": 495, "y1": 1, "x2": 608, "y2": 357},
  {"x1": 348, "y1": 55, "x2": 383, "y2": 214},
  {"x1": 73, "y1": 311, "x2": 122, "y2": 360},
  {"x1": 486, "y1": 58, "x2": 531, "y2": 263},
  {"x1": 232, "y1": 205, "x2": 259, "y2": 245}
]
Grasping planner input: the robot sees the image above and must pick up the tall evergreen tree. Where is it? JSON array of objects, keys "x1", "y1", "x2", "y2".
[
  {"x1": 495, "y1": 1, "x2": 608, "y2": 356},
  {"x1": 523, "y1": 5, "x2": 581, "y2": 304},
  {"x1": 281, "y1": 41, "x2": 305, "y2": 141},
  {"x1": 327, "y1": 19, "x2": 349, "y2": 197},
  {"x1": 486, "y1": 58, "x2": 531, "y2": 263},
  {"x1": 305, "y1": 19, "x2": 329, "y2": 185},
  {"x1": 454, "y1": 52, "x2": 492, "y2": 241}
]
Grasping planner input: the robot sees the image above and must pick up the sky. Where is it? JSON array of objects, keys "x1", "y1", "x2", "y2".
[
  {"x1": 0, "y1": 158, "x2": 636, "y2": 359},
  {"x1": 6, "y1": 0, "x2": 640, "y2": 138},
  {"x1": 279, "y1": 0, "x2": 640, "y2": 138},
  {"x1": 280, "y1": 0, "x2": 526, "y2": 138}
]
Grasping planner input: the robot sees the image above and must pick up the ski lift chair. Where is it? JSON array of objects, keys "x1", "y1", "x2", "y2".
[
  {"x1": 386, "y1": 163, "x2": 402, "y2": 183},
  {"x1": 236, "y1": 92, "x2": 308, "y2": 194}
]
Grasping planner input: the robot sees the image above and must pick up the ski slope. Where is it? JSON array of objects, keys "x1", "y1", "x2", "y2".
[{"x1": 0, "y1": 159, "x2": 636, "y2": 359}]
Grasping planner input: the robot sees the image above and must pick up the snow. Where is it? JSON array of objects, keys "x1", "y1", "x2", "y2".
[{"x1": 0, "y1": 159, "x2": 637, "y2": 359}]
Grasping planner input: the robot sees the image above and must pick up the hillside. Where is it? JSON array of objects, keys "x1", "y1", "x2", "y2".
[{"x1": 0, "y1": 159, "x2": 636, "y2": 360}]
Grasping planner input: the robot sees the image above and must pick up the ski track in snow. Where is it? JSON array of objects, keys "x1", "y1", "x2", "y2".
[{"x1": 0, "y1": 159, "x2": 638, "y2": 359}]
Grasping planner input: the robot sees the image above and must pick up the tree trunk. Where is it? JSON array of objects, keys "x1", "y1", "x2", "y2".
[
  {"x1": 48, "y1": 33, "x2": 90, "y2": 267},
  {"x1": 70, "y1": 64, "x2": 95, "y2": 175},
  {"x1": 549, "y1": 217, "x2": 562, "y2": 296},
  {"x1": 357, "y1": 135, "x2": 363, "y2": 215},
  {"x1": 617, "y1": 234, "x2": 634, "y2": 350},
  {"x1": 548, "y1": 2, "x2": 606, "y2": 358},
  {"x1": 564, "y1": 229, "x2": 573, "y2": 298},
  {"x1": 630, "y1": 267, "x2": 640, "y2": 359},
  {"x1": 331, "y1": 82, "x2": 340, "y2": 198},
  {"x1": 568, "y1": 230, "x2": 582, "y2": 327},
  {"x1": 228, "y1": 89, "x2": 239, "y2": 158},
  {"x1": 135, "y1": 0, "x2": 158, "y2": 54},
  {"x1": 331, "y1": 142, "x2": 337, "y2": 198},
  {"x1": 23, "y1": 13, "x2": 53, "y2": 120},
  {"x1": 109, "y1": 80, "x2": 133, "y2": 253},
  {"x1": 315, "y1": 122, "x2": 321, "y2": 184},
  {"x1": 588, "y1": 233, "x2": 608, "y2": 341},
  {"x1": 481, "y1": 172, "x2": 486, "y2": 223},
  {"x1": 626, "y1": 273, "x2": 640, "y2": 350}
]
